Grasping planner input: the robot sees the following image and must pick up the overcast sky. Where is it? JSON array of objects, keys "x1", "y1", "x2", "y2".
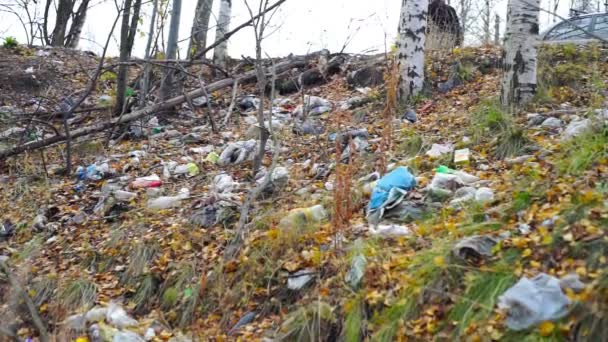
[{"x1": 1, "y1": 0, "x2": 576, "y2": 58}]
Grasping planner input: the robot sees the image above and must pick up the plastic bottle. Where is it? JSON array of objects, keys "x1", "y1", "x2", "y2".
[
  {"x1": 131, "y1": 174, "x2": 162, "y2": 189},
  {"x1": 114, "y1": 190, "x2": 137, "y2": 202},
  {"x1": 146, "y1": 188, "x2": 189, "y2": 210}
]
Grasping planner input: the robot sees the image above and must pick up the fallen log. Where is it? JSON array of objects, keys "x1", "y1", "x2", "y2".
[{"x1": 0, "y1": 57, "x2": 308, "y2": 160}]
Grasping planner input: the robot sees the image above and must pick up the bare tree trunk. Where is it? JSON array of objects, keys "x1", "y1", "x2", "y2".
[
  {"x1": 494, "y1": 14, "x2": 500, "y2": 45},
  {"x1": 213, "y1": 0, "x2": 232, "y2": 69},
  {"x1": 160, "y1": 0, "x2": 183, "y2": 101},
  {"x1": 483, "y1": 0, "x2": 491, "y2": 44},
  {"x1": 189, "y1": 0, "x2": 214, "y2": 58},
  {"x1": 66, "y1": 0, "x2": 91, "y2": 48},
  {"x1": 46, "y1": 0, "x2": 91, "y2": 47},
  {"x1": 51, "y1": 0, "x2": 72, "y2": 46},
  {"x1": 397, "y1": 0, "x2": 428, "y2": 102},
  {"x1": 140, "y1": 0, "x2": 159, "y2": 107},
  {"x1": 116, "y1": 0, "x2": 134, "y2": 113},
  {"x1": 500, "y1": 0, "x2": 539, "y2": 108},
  {"x1": 43, "y1": 0, "x2": 52, "y2": 45}
]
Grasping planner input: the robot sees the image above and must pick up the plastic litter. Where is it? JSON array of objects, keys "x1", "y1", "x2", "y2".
[
  {"x1": 402, "y1": 109, "x2": 417, "y2": 123},
  {"x1": 256, "y1": 166, "x2": 290, "y2": 192},
  {"x1": 381, "y1": 201, "x2": 426, "y2": 222},
  {"x1": 341, "y1": 136, "x2": 369, "y2": 161},
  {"x1": 308, "y1": 105, "x2": 332, "y2": 116},
  {"x1": 229, "y1": 311, "x2": 257, "y2": 334},
  {"x1": 454, "y1": 148, "x2": 470, "y2": 164},
  {"x1": 541, "y1": 117, "x2": 563, "y2": 128},
  {"x1": 563, "y1": 119, "x2": 592, "y2": 139},
  {"x1": 219, "y1": 140, "x2": 257, "y2": 166},
  {"x1": 114, "y1": 190, "x2": 137, "y2": 202},
  {"x1": 0, "y1": 219, "x2": 15, "y2": 240},
  {"x1": 449, "y1": 186, "x2": 477, "y2": 205},
  {"x1": 287, "y1": 269, "x2": 315, "y2": 290},
  {"x1": 85, "y1": 307, "x2": 108, "y2": 322},
  {"x1": 173, "y1": 163, "x2": 200, "y2": 177},
  {"x1": 214, "y1": 174, "x2": 236, "y2": 193},
  {"x1": 280, "y1": 205, "x2": 327, "y2": 229},
  {"x1": 146, "y1": 188, "x2": 163, "y2": 198},
  {"x1": 559, "y1": 273, "x2": 585, "y2": 293},
  {"x1": 106, "y1": 301, "x2": 138, "y2": 329},
  {"x1": 475, "y1": 187, "x2": 495, "y2": 203},
  {"x1": 452, "y1": 235, "x2": 500, "y2": 261},
  {"x1": 368, "y1": 167, "x2": 417, "y2": 212},
  {"x1": 498, "y1": 273, "x2": 571, "y2": 330},
  {"x1": 345, "y1": 255, "x2": 367, "y2": 288},
  {"x1": 340, "y1": 96, "x2": 369, "y2": 110},
  {"x1": 426, "y1": 143, "x2": 454, "y2": 158},
  {"x1": 369, "y1": 224, "x2": 411, "y2": 237},
  {"x1": 131, "y1": 175, "x2": 162, "y2": 189},
  {"x1": 205, "y1": 152, "x2": 220, "y2": 164},
  {"x1": 192, "y1": 96, "x2": 208, "y2": 107},
  {"x1": 189, "y1": 145, "x2": 214, "y2": 154},
  {"x1": 190, "y1": 202, "x2": 236, "y2": 229},
  {"x1": 77, "y1": 162, "x2": 110, "y2": 181},
  {"x1": 238, "y1": 95, "x2": 260, "y2": 111},
  {"x1": 293, "y1": 120, "x2": 325, "y2": 135},
  {"x1": 294, "y1": 95, "x2": 333, "y2": 117},
  {"x1": 435, "y1": 165, "x2": 480, "y2": 184},
  {"x1": 33, "y1": 210, "x2": 48, "y2": 232},
  {"x1": 144, "y1": 328, "x2": 156, "y2": 341},
  {"x1": 113, "y1": 330, "x2": 145, "y2": 342},
  {"x1": 146, "y1": 188, "x2": 189, "y2": 210}
]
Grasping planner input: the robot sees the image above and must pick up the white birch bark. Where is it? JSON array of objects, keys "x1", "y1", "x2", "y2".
[
  {"x1": 213, "y1": 0, "x2": 232, "y2": 68},
  {"x1": 500, "y1": 0, "x2": 539, "y2": 107},
  {"x1": 397, "y1": 0, "x2": 429, "y2": 102}
]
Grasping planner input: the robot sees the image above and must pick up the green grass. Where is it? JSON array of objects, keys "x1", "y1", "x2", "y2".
[
  {"x1": 495, "y1": 127, "x2": 528, "y2": 159},
  {"x1": 470, "y1": 100, "x2": 529, "y2": 159},
  {"x1": 31, "y1": 276, "x2": 58, "y2": 307},
  {"x1": 161, "y1": 286, "x2": 180, "y2": 308},
  {"x1": 448, "y1": 268, "x2": 516, "y2": 336},
  {"x1": 16, "y1": 236, "x2": 43, "y2": 260},
  {"x1": 58, "y1": 278, "x2": 97, "y2": 311},
  {"x1": 395, "y1": 129, "x2": 424, "y2": 158},
  {"x1": 3, "y1": 36, "x2": 18, "y2": 48},
  {"x1": 342, "y1": 296, "x2": 364, "y2": 342},
  {"x1": 160, "y1": 263, "x2": 201, "y2": 327},
  {"x1": 131, "y1": 274, "x2": 158, "y2": 314},
  {"x1": 558, "y1": 124, "x2": 608, "y2": 175},
  {"x1": 279, "y1": 301, "x2": 336, "y2": 341},
  {"x1": 370, "y1": 295, "x2": 417, "y2": 342},
  {"x1": 122, "y1": 241, "x2": 158, "y2": 283}
]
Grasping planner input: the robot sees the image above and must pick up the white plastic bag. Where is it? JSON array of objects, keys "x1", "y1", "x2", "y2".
[{"x1": 498, "y1": 273, "x2": 571, "y2": 330}]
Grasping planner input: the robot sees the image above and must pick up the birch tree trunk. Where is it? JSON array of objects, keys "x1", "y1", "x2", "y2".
[
  {"x1": 65, "y1": 0, "x2": 91, "y2": 48},
  {"x1": 189, "y1": 0, "x2": 214, "y2": 58},
  {"x1": 500, "y1": 0, "x2": 539, "y2": 108},
  {"x1": 213, "y1": 0, "x2": 232, "y2": 68},
  {"x1": 160, "y1": 0, "x2": 183, "y2": 101},
  {"x1": 397, "y1": 0, "x2": 428, "y2": 102}
]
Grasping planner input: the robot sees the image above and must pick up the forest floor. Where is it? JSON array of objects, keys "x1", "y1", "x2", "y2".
[{"x1": 0, "y1": 43, "x2": 607, "y2": 342}]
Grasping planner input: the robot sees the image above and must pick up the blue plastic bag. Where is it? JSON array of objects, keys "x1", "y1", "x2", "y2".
[{"x1": 368, "y1": 167, "x2": 416, "y2": 211}]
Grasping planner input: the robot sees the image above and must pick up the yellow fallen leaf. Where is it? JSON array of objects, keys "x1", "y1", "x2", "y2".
[
  {"x1": 433, "y1": 256, "x2": 446, "y2": 268},
  {"x1": 522, "y1": 248, "x2": 532, "y2": 257},
  {"x1": 563, "y1": 232, "x2": 574, "y2": 242},
  {"x1": 539, "y1": 321, "x2": 555, "y2": 337}
]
